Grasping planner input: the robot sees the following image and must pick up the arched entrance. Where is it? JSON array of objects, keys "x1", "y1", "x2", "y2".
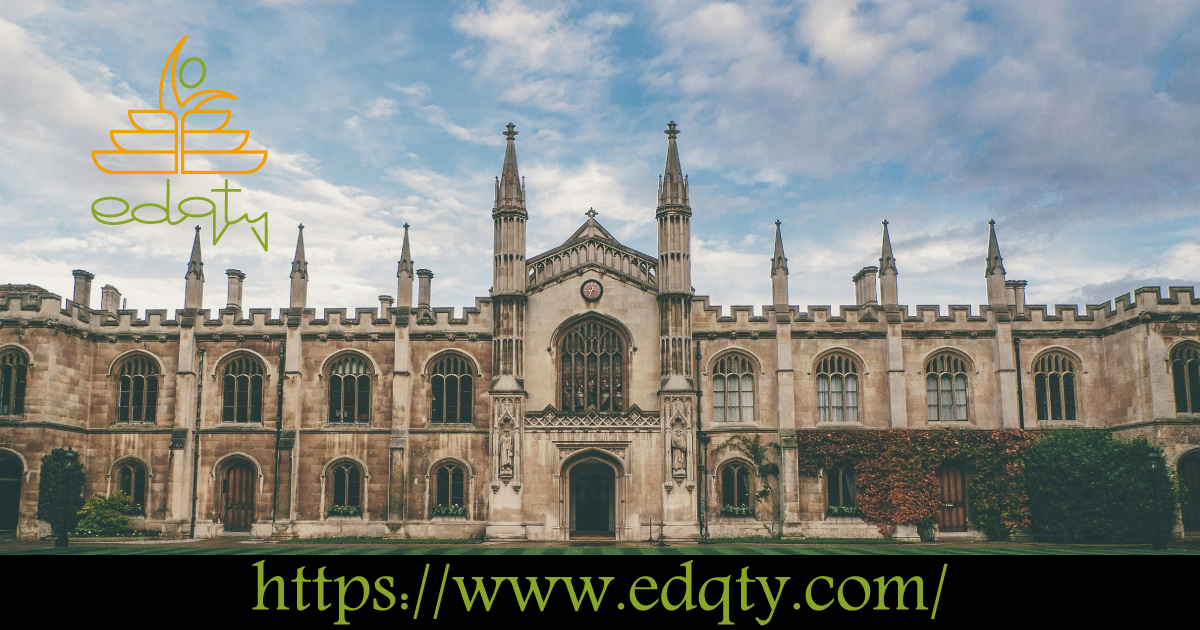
[
  {"x1": 221, "y1": 461, "x2": 255, "y2": 531},
  {"x1": 561, "y1": 451, "x2": 624, "y2": 540},
  {"x1": 937, "y1": 464, "x2": 968, "y2": 532},
  {"x1": 1180, "y1": 453, "x2": 1200, "y2": 534},
  {"x1": 0, "y1": 452, "x2": 22, "y2": 535}
]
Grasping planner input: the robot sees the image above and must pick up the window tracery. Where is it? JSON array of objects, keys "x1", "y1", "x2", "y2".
[
  {"x1": 559, "y1": 321, "x2": 625, "y2": 413},
  {"x1": 816, "y1": 353, "x2": 858, "y2": 423},
  {"x1": 328, "y1": 355, "x2": 370, "y2": 423},
  {"x1": 430, "y1": 355, "x2": 473, "y2": 424},
  {"x1": 713, "y1": 354, "x2": 755, "y2": 422},
  {"x1": 0, "y1": 349, "x2": 28, "y2": 416},
  {"x1": 222, "y1": 356, "x2": 264, "y2": 423},
  {"x1": 1034, "y1": 352, "x2": 1077, "y2": 421},
  {"x1": 926, "y1": 353, "x2": 969, "y2": 422},
  {"x1": 116, "y1": 355, "x2": 159, "y2": 423}
]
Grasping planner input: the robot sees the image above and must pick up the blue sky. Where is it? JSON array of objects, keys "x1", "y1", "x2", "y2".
[{"x1": 1, "y1": 0, "x2": 1197, "y2": 317}]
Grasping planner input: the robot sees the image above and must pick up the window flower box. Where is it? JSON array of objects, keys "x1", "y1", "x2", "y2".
[
  {"x1": 721, "y1": 504, "x2": 754, "y2": 518},
  {"x1": 433, "y1": 504, "x2": 466, "y2": 517},
  {"x1": 826, "y1": 506, "x2": 862, "y2": 518},
  {"x1": 327, "y1": 505, "x2": 362, "y2": 517}
]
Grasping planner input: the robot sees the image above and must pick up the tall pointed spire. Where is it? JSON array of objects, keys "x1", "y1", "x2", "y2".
[
  {"x1": 184, "y1": 225, "x2": 204, "y2": 310},
  {"x1": 396, "y1": 223, "x2": 414, "y2": 314},
  {"x1": 985, "y1": 219, "x2": 1008, "y2": 307},
  {"x1": 290, "y1": 224, "x2": 308, "y2": 310},
  {"x1": 658, "y1": 121, "x2": 689, "y2": 207},
  {"x1": 771, "y1": 220, "x2": 789, "y2": 311},
  {"x1": 879, "y1": 220, "x2": 899, "y2": 306},
  {"x1": 495, "y1": 123, "x2": 526, "y2": 213}
]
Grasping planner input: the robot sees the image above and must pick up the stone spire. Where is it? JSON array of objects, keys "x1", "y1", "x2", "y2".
[
  {"x1": 656, "y1": 121, "x2": 694, "y2": 390},
  {"x1": 771, "y1": 220, "x2": 789, "y2": 312},
  {"x1": 658, "y1": 121, "x2": 689, "y2": 208},
  {"x1": 985, "y1": 220, "x2": 1007, "y2": 307},
  {"x1": 879, "y1": 220, "x2": 899, "y2": 306},
  {"x1": 289, "y1": 224, "x2": 308, "y2": 311},
  {"x1": 491, "y1": 123, "x2": 527, "y2": 393},
  {"x1": 495, "y1": 123, "x2": 526, "y2": 214},
  {"x1": 396, "y1": 223, "x2": 414, "y2": 315},
  {"x1": 184, "y1": 226, "x2": 204, "y2": 310}
]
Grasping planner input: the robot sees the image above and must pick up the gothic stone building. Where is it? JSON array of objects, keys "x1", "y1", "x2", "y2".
[{"x1": 2, "y1": 123, "x2": 1199, "y2": 541}]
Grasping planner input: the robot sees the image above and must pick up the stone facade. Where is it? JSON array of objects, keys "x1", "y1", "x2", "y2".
[{"x1": 2, "y1": 123, "x2": 1199, "y2": 541}]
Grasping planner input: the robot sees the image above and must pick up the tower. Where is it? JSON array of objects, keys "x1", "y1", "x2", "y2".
[
  {"x1": 488, "y1": 123, "x2": 528, "y2": 539},
  {"x1": 771, "y1": 220, "x2": 789, "y2": 312},
  {"x1": 985, "y1": 220, "x2": 1007, "y2": 308},
  {"x1": 396, "y1": 223, "x2": 414, "y2": 316},
  {"x1": 656, "y1": 121, "x2": 698, "y2": 536}
]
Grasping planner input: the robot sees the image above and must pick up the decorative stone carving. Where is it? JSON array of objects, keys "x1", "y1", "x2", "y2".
[
  {"x1": 670, "y1": 420, "x2": 687, "y2": 478},
  {"x1": 556, "y1": 443, "x2": 628, "y2": 462},
  {"x1": 213, "y1": 334, "x2": 222, "y2": 342},
  {"x1": 157, "y1": 334, "x2": 167, "y2": 342},
  {"x1": 468, "y1": 332, "x2": 478, "y2": 341},
  {"x1": 525, "y1": 405, "x2": 660, "y2": 430},
  {"x1": 492, "y1": 396, "x2": 523, "y2": 483},
  {"x1": 369, "y1": 333, "x2": 379, "y2": 341},
  {"x1": 750, "y1": 331, "x2": 759, "y2": 339},
  {"x1": 317, "y1": 332, "x2": 328, "y2": 342},
  {"x1": 447, "y1": 332, "x2": 457, "y2": 341}
]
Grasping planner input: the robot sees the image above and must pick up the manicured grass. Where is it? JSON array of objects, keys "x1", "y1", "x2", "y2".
[{"x1": 1, "y1": 539, "x2": 1196, "y2": 555}]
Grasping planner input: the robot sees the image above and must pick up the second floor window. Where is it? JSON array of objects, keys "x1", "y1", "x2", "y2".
[
  {"x1": 926, "y1": 353, "x2": 969, "y2": 422},
  {"x1": 328, "y1": 355, "x2": 370, "y2": 423},
  {"x1": 431, "y1": 355, "x2": 473, "y2": 423},
  {"x1": 1172, "y1": 344, "x2": 1200, "y2": 414},
  {"x1": 1034, "y1": 352, "x2": 1077, "y2": 421},
  {"x1": 816, "y1": 353, "x2": 859, "y2": 423},
  {"x1": 713, "y1": 355, "x2": 755, "y2": 422},
  {"x1": 0, "y1": 349, "x2": 28, "y2": 416},
  {"x1": 222, "y1": 356, "x2": 264, "y2": 423},
  {"x1": 116, "y1": 355, "x2": 159, "y2": 423}
]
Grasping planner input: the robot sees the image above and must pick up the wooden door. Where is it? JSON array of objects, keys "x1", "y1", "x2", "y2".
[
  {"x1": 937, "y1": 465, "x2": 967, "y2": 532},
  {"x1": 1181, "y1": 456, "x2": 1200, "y2": 533},
  {"x1": 574, "y1": 473, "x2": 610, "y2": 534},
  {"x1": 223, "y1": 464, "x2": 254, "y2": 530}
]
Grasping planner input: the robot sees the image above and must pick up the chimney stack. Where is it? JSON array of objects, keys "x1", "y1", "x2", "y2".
[
  {"x1": 72, "y1": 270, "x2": 94, "y2": 309},
  {"x1": 379, "y1": 295, "x2": 393, "y2": 320},
  {"x1": 853, "y1": 267, "x2": 879, "y2": 306},
  {"x1": 1006, "y1": 280, "x2": 1027, "y2": 315},
  {"x1": 416, "y1": 269, "x2": 434, "y2": 322},
  {"x1": 100, "y1": 284, "x2": 122, "y2": 319},
  {"x1": 226, "y1": 269, "x2": 245, "y2": 311}
]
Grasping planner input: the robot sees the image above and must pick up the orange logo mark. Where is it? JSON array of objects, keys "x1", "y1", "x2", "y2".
[{"x1": 92, "y1": 35, "x2": 268, "y2": 174}]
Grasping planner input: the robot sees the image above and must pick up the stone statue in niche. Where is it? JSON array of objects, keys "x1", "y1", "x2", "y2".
[
  {"x1": 499, "y1": 426, "x2": 515, "y2": 479},
  {"x1": 670, "y1": 421, "x2": 687, "y2": 478}
]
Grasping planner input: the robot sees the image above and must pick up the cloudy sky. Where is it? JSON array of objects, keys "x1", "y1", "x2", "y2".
[{"x1": 2, "y1": 0, "x2": 1198, "y2": 318}]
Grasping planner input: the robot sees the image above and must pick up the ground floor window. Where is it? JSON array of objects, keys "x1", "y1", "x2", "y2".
[
  {"x1": 720, "y1": 463, "x2": 752, "y2": 516},
  {"x1": 827, "y1": 464, "x2": 858, "y2": 516},
  {"x1": 434, "y1": 464, "x2": 465, "y2": 517},
  {"x1": 116, "y1": 461, "x2": 147, "y2": 515}
]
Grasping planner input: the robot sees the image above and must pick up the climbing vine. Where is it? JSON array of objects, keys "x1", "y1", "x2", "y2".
[{"x1": 793, "y1": 430, "x2": 1035, "y2": 539}]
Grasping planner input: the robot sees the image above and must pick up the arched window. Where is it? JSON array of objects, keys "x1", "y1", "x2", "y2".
[
  {"x1": 222, "y1": 356, "x2": 264, "y2": 423},
  {"x1": 328, "y1": 462, "x2": 362, "y2": 516},
  {"x1": 816, "y1": 353, "x2": 859, "y2": 423},
  {"x1": 559, "y1": 320, "x2": 625, "y2": 412},
  {"x1": 1172, "y1": 344, "x2": 1200, "y2": 414},
  {"x1": 827, "y1": 464, "x2": 858, "y2": 515},
  {"x1": 1034, "y1": 352, "x2": 1077, "y2": 421},
  {"x1": 328, "y1": 355, "x2": 370, "y2": 423},
  {"x1": 430, "y1": 355, "x2": 473, "y2": 424},
  {"x1": 434, "y1": 463, "x2": 465, "y2": 516},
  {"x1": 713, "y1": 355, "x2": 755, "y2": 422},
  {"x1": 720, "y1": 463, "x2": 752, "y2": 516},
  {"x1": 926, "y1": 353, "x2": 969, "y2": 422},
  {"x1": 116, "y1": 355, "x2": 159, "y2": 423},
  {"x1": 0, "y1": 349, "x2": 29, "y2": 416},
  {"x1": 115, "y1": 461, "x2": 147, "y2": 514}
]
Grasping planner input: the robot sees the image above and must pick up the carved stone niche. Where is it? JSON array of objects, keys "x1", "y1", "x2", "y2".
[{"x1": 497, "y1": 417, "x2": 515, "y2": 481}]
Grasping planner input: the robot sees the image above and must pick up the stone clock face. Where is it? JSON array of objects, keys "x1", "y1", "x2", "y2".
[{"x1": 581, "y1": 279, "x2": 603, "y2": 301}]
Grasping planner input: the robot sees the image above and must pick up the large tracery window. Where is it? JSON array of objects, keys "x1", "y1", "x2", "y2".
[
  {"x1": 1173, "y1": 344, "x2": 1200, "y2": 414},
  {"x1": 0, "y1": 349, "x2": 29, "y2": 416},
  {"x1": 559, "y1": 320, "x2": 625, "y2": 412},
  {"x1": 816, "y1": 353, "x2": 859, "y2": 423},
  {"x1": 430, "y1": 355, "x2": 473, "y2": 424},
  {"x1": 926, "y1": 353, "x2": 969, "y2": 422},
  {"x1": 116, "y1": 355, "x2": 159, "y2": 423},
  {"x1": 713, "y1": 355, "x2": 755, "y2": 422},
  {"x1": 222, "y1": 356, "x2": 264, "y2": 424},
  {"x1": 1034, "y1": 352, "x2": 1077, "y2": 421},
  {"x1": 328, "y1": 355, "x2": 370, "y2": 423}
]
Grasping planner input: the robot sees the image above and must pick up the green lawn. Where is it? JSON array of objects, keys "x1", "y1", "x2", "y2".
[{"x1": 1, "y1": 539, "x2": 1196, "y2": 555}]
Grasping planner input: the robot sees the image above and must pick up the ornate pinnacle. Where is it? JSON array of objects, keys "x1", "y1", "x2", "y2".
[
  {"x1": 586, "y1": 207, "x2": 598, "y2": 219},
  {"x1": 504, "y1": 123, "x2": 518, "y2": 140},
  {"x1": 664, "y1": 121, "x2": 679, "y2": 139}
]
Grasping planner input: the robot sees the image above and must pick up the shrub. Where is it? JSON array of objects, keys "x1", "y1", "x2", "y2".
[
  {"x1": 37, "y1": 447, "x2": 86, "y2": 547},
  {"x1": 74, "y1": 491, "x2": 133, "y2": 537},
  {"x1": 1024, "y1": 430, "x2": 1177, "y2": 543}
]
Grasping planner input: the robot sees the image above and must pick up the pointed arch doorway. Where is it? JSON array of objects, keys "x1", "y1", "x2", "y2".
[
  {"x1": 562, "y1": 451, "x2": 624, "y2": 540},
  {"x1": 0, "y1": 452, "x2": 22, "y2": 535}
]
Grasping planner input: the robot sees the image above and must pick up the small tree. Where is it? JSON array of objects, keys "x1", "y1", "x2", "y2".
[
  {"x1": 75, "y1": 491, "x2": 133, "y2": 537},
  {"x1": 37, "y1": 447, "x2": 86, "y2": 548},
  {"x1": 712, "y1": 435, "x2": 782, "y2": 535}
]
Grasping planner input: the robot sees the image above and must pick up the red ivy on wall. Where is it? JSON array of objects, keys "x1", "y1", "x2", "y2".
[{"x1": 793, "y1": 430, "x2": 1035, "y2": 538}]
